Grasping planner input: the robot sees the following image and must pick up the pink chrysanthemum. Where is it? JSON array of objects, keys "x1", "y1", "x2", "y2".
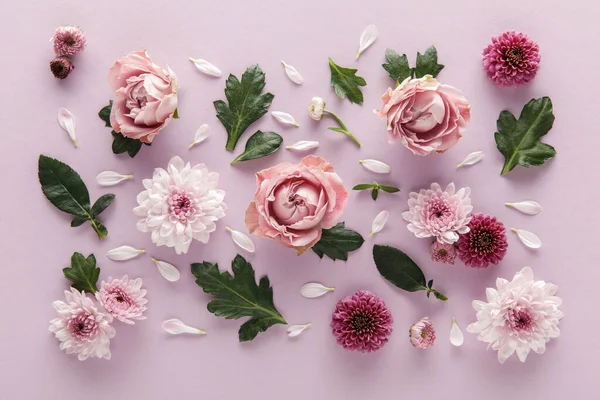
[
  {"x1": 457, "y1": 213, "x2": 508, "y2": 269},
  {"x1": 52, "y1": 26, "x2": 87, "y2": 56},
  {"x1": 402, "y1": 183, "x2": 473, "y2": 244},
  {"x1": 482, "y1": 31, "x2": 540, "y2": 87},
  {"x1": 49, "y1": 288, "x2": 116, "y2": 361},
  {"x1": 95, "y1": 276, "x2": 148, "y2": 325},
  {"x1": 430, "y1": 241, "x2": 457, "y2": 265},
  {"x1": 409, "y1": 317, "x2": 435, "y2": 349},
  {"x1": 331, "y1": 290, "x2": 393, "y2": 353},
  {"x1": 49, "y1": 56, "x2": 74, "y2": 79}
]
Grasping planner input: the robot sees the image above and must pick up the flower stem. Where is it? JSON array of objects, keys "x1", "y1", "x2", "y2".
[
  {"x1": 426, "y1": 287, "x2": 448, "y2": 302},
  {"x1": 324, "y1": 110, "x2": 361, "y2": 147}
]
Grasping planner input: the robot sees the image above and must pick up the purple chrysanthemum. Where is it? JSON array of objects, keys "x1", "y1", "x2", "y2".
[
  {"x1": 49, "y1": 56, "x2": 74, "y2": 79},
  {"x1": 482, "y1": 31, "x2": 540, "y2": 87},
  {"x1": 331, "y1": 290, "x2": 393, "y2": 353},
  {"x1": 52, "y1": 26, "x2": 87, "y2": 56},
  {"x1": 430, "y1": 241, "x2": 457, "y2": 265},
  {"x1": 457, "y1": 213, "x2": 508, "y2": 268}
]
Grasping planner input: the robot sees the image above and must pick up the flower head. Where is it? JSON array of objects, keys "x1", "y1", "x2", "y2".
[
  {"x1": 49, "y1": 288, "x2": 116, "y2": 361},
  {"x1": 330, "y1": 290, "x2": 393, "y2": 352},
  {"x1": 308, "y1": 97, "x2": 325, "y2": 120},
  {"x1": 134, "y1": 156, "x2": 226, "y2": 254},
  {"x1": 49, "y1": 56, "x2": 74, "y2": 79},
  {"x1": 430, "y1": 241, "x2": 457, "y2": 264},
  {"x1": 402, "y1": 183, "x2": 473, "y2": 244},
  {"x1": 482, "y1": 31, "x2": 540, "y2": 87},
  {"x1": 409, "y1": 317, "x2": 436, "y2": 349},
  {"x1": 457, "y1": 213, "x2": 508, "y2": 268},
  {"x1": 95, "y1": 276, "x2": 148, "y2": 324},
  {"x1": 467, "y1": 267, "x2": 563, "y2": 363},
  {"x1": 51, "y1": 26, "x2": 87, "y2": 56}
]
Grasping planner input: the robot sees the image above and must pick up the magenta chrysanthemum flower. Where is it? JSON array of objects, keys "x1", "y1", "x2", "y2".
[
  {"x1": 430, "y1": 241, "x2": 457, "y2": 265},
  {"x1": 96, "y1": 276, "x2": 148, "y2": 325},
  {"x1": 409, "y1": 317, "x2": 435, "y2": 349},
  {"x1": 457, "y1": 213, "x2": 508, "y2": 268},
  {"x1": 52, "y1": 26, "x2": 87, "y2": 56},
  {"x1": 482, "y1": 31, "x2": 540, "y2": 87},
  {"x1": 49, "y1": 56, "x2": 74, "y2": 79},
  {"x1": 331, "y1": 290, "x2": 393, "y2": 353}
]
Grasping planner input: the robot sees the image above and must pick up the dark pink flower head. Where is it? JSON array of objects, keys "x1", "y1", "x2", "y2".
[
  {"x1": 331, "y1": 290, "x2": 393, "y2": 353},
  {"x1": 52, "y1": 26, "x2": 87, "y2": 57},
  {"x1": 430, "y1": 241, "x2": 457, "y2": 265},
  {"x1": 49, "y1": 56, "x2": 74, "y2": 79},
  {"x1": 457, "y1": 213, "x2": 508, "y2": 268},
  {"x1": 482, "y1": 31, "x2": 540, "y2": 87}
]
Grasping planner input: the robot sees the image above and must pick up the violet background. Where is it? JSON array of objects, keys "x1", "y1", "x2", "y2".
[{"x1": 0, "y1": 0, "x2": 596, "y2": 398}]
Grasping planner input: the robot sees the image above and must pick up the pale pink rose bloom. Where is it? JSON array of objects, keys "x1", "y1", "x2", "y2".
[
  {"x1": 108, "y1": 50, "x2": 179, "y2": 144},
  {"x1": 377, "y1": 75, "x2": 470, "y2": 156},
  {"x1": 245, "y1": 156, "x2": 348, "y2": 254}
]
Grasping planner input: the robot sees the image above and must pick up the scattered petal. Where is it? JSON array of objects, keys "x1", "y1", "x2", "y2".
[
  {"x1": 359, "y1": 159, "x2": 391, "y2": 174},
  {"x1": 457, "y1": 151, "x2": 484, "y2": 168},
  {"x1": 287, "y1": 323, "x2": 311, "y2": 338},
  {"x1": 505, "y1": 201, "x2": 542, "y2": 216},
  {"x1": 189, "y1": 124, "x2": 211, "y2": 148},
  {"x1": 272, "y1": 111, "x2": 299, "y2": 127},
  {"x1": 281, "y1": 61, "x2": 303, "y2": 84},
  {"x1": 286, "y1": 140, "x2": 319, "y2": 152},
  {"x1": 356, "y1": 24, "x2": 378, "y2": 59},
  {"x1": 96, "y1": 171, "x2": 133, "y2": 186},
  {"x1": 226, "y1": 226, "x2": 255, "y2": 253},
  {"x1": 300, "y1": 282, "x2": 334, "y2": 298},
  {"x1": 106, "y1": 245, "x2": 145, "y2": 261},
  {"x1": 189, "y1": 58, "x2": 222, "y2": 77},
  {"x1": 511, "y1": 228, "x2": 542, "y2": 249},
  {"x1": 370, "y1": 210, "x2": 389, "y2": 237},
  {"x1": 152, "y1": 258, "x2": 181, "y2": 282},
  {"x1": 162, "y1": 319, "x2": 206, "y2": 335},
  {"x1": 450, "y1": 317, "x2": 464, "y2": 346},
  {"x1": 58, "y1": 108, "x2": 77, "y2": 147}
]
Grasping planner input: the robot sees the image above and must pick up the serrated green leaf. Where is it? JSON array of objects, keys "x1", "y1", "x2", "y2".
[
  {"x1": 70, "y1": 216, "x2": 87, "y2": 227},
  {"x1": 328, "y1": 58, "x2": 366, "y2": 104},
  {"x1": 312, "y1": 222, "x2": 364, "y2": 261},
  {"x1": 371, "y1": 187, "x2": 379, "y2": 201},
  {"x1": 382, "y1": 48, "x2": 412, "y2": 83},
  {"x1": 232, "y1": 131, "x2": 282, "y2": 164},
  {"x1": 352, "y1": 183, "x2": 375, "y2": 191},
  {"x1": 38, "y1": 155, "x2": 90, "y2": 216},
  {"x1": 414, "y1": 46, "x2": 444, "y2": 78},
  {"x1": 90, "y1": 194, "x2": 115, "y2": 217},
  {"x1": 378, "y1": 185, "x2": 400, "y2": 193},
  {"x1": 62, "y1": 252, "x2": 100, "y2": 294},
  {"x1": 190, "y1": 255, "x2": 286, "y2": 342},
  {"x1": 98, "y1": 101, "x2": 112, "y2": 127},
  {"x1": 111, "y1": 131, "x2": 143, "y2": 158},
  {"x1": 214, "y1": 65, "x2": 274, "y2": 152},
  {"x1": 495, "y1": 97, "x2": 556, "y2": 175}
]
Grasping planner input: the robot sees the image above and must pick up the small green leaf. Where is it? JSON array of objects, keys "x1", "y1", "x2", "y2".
[
  {"x1": 414, "y1": 46, "x2": 444, "y2": 78},
  {"x1": 427, "y1": 279, "x2": 433, "y2": 289},
  {"x1": 433, "y1": 290, "x2": 448, "y2": 302},
  {"x1": 312, "y1": 222, "x2": 364, "y2": 261},
  {"x1": 63, "y1": 252, "x2": 100, "y2": 294},
  {"x1": 495, "y1": 97, "x2": 556, "y2": 175},
  {"x1": 173, "y1": 108, "x2": 179, "y2": 119},
  {"x1": 352, "y1": 184, "x2": 375, "y2": 191},
  {"x1": 328, "y1": 58, "x2": 366, "y2": 104},
  {"x1": 373, "y1": 245, "x2": 427, "y2": 292},
  {"x1": 382, "y1": 48, "x2": 412, "y2": 83},
  {"x1": 91, "y1": 219, "x2": 108, "y2": 240},
  {"x1": 111, "y1": 131, "x2": 143, "y2": 158},
  {"x1": 378, "y1": 185, "x2": 400, "y2": 193},
  {"x1": 98, "y1": 101, "x2": 112, "y2": 127},
  {"x1": 90, "y1": 194, "x2": 115, "y2": 217},
  {"x1": 427, "y1": 291, "x2": 431, "y2": 298},
  {"x1": 232, "y1": 131, "x2": 283, "y2": 164},
  {"x1": 38, "y1": 155, "x2": 91, "y2": 216},
  {"x1": 371, "y1": 187, "x2": 379, "y2": 201},
  {"x1": 328, "y1": 127, "x2": 348, "y2": 134},
  {"x1": 70, "y1": 216, "x2": 87, "y2": 227}
]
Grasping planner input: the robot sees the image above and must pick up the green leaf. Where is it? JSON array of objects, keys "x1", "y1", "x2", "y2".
[
  {"x1": 414, "y1": 46, "x2": 444, "y2": 78},
  {"x1": 62, "y1": 252, "x2": 100, "y2": 294},
  {"x1": 382, "y1": 48, "x2": 412, "y2": 83},
  {"x1": 312, "y1": 222, "x2": 365, "y2": 261},
  {"x1": 494, "y1": 97, "x2": 556, "y2": 175},
  {"x1": 328, "y1": 58, "x2": 366, "y2": 104},
  {"x1": 378, "y1": 185, "x2": 400, "y2": 193},
  {"x1": 70, "y1": 216, "x2": 87, "y2": 227},
  {"x1": 427, "y1": 279, "x2": 433, "y2": 289},
  {"x1": 172, "y1": 108, "x2": 179, "y2": 119},
  {"x1": 38, "y1": 155, "x2": 90, "y2": 216},
  {"x1": 434, "y1": 291, "x2": 448, "y2": 301},
  {"x1": 98, "y1": 101, "x2": 112, "y2": 127},
  {"x1": 352, "y1": 183, "x2": 375, "y2": 191},
  {"x1": 91, "y1": 220, "x2": 108, "y2": 240},
  {"x1": 90, "y1": 194, "x2": 115, "y2": 217},
  {"x1": 214, "y1": 65, "x2": 274, "y2": 152},
  {"x1": 190, "y1": 255, "x2": 286, "y2": 342},
  {"x1": 111, "y1": 131, "x2": 143, "y2": 158},
  {"x1": 371, "y1": 187, "x2": 379, "y2": 201},
  {"x1": 232, "y1": 131, "x2": 283, "y2": 164},
  {"x1": 373, "y1": 245, "x2": 427, "y2": 292}
]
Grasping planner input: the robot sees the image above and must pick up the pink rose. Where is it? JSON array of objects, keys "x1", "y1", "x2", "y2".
[
  {"x1": 377, "y1": 75, "x2": 470, "y2": 156},
  {"x1": 108, "y1": 50, "x2": 179, "y2": 144},
  {"x1": 245, "y1": 156, "x2": 348, "y2": 254}
]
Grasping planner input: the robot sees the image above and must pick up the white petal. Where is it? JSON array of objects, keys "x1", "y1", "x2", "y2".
[
  {"x1": 272, "y1": 111, "x2": 299, "y2": 127},
  {"x1": 359, "y1": 159, "x2": 391, "y2": 174},
  {"x1": 450, "y1": 317, "x2": 464, "y2": 347},
  {"x1": 511, "y1": 228, "x2": 542, "y2": 249},
  {"x1": 96, "y1": 171, "x2": 133, "y2": 186},
  {"x1": 189, "y1": 58, "x2": 222, "y2": 77},
  {"x1": 287, "y1": 323, "x2": 311, "y2": 338},
  {"x1": 457, "y1": 151, "x2": 484, "y2": 168},
  {"x1": 106, "y1": 245, "x2": 145, "y2": 261},
  {"x1": 286, "y1": 141, "x2": 319, "y2": 152},
  {"x1": 162, "y1": 319, "x2": 206, "y2": 335},
  {"x1": 189, "y1": 124, "x2": 211, "y2": 148},
  {"x1": 370, "y1": 210, "x2": 389, "y2": 237},
  {"x1": 505, "y1": 201, "x2": 542, "y2": 216},
  {"x1": 58, "y1": 108, "x2": 77, "y2": 147},
  {"x1": 281, "y1": 61, "x2": 303, "y2": 84},
  {"x1": 226, "y1": 226, "x2": 255, "y2": 253},
  {"x1": 356, "y1": 24, "x2": 378, "y2": 59},
  {"x1": 300, "y1": 282, "x2": 334, "y2": 298},
  {"x1": 152, "y1": 258, "x2": 181, "y2": 282}
]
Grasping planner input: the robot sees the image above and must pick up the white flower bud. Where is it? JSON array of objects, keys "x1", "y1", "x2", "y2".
[{"x1": 308, "y1": 97, "x2": 326, "y2": 120}]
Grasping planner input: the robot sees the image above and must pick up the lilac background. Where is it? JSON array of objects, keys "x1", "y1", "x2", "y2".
[{"x1": 1, "y1": 0, "x2": 597, "y2": 398}]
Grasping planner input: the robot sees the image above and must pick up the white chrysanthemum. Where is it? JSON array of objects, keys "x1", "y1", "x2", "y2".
[
  {"x1": 467, "y1": 267, "x2": 563, "y2": 364},
  {"x1": 49, "y1": 288, "x2": 116, "y2": 361},
  {"x1": 134, "y1": 156, "x2": 226, "y2": 254}
]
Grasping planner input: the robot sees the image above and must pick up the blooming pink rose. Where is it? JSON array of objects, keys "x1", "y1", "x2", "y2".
[
  {"x1": 245, "y1": 156, "x2": 348, "y2": 253},
  {"x1": 108, "y1": 50, "x2": 179, "y2": 144},
  {"x1": 377, "y1": 75, "x2": 470, "y2": 156}
]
